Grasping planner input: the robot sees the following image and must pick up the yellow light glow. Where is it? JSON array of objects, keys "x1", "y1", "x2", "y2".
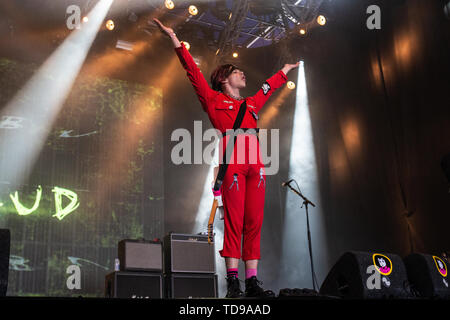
[
  {"x1": 181, "y1": 41, "x2": 190, "y2": 50},
  {"x1": 299, "y1": 28, "x2": 306, "y2": 35},
  {"x1": 82, "y1": 16, "x2": 89, "y2": 23},
  {"x1": 165, "y1": 0, "x2": 175, "y2": 10},
  {"x1": 105, "y1": 19, "x2": 114, "y2": 30},
  {"x1": 232, "y1": 52, "x2": 238, "y2": 58},
  {"x1": 317, "y1": 15, "x2": 326, "y2": 26},
  {"x1": 189, "y1": 5, "x2": 198, "y2": 15},
  {"x1": 287, "y1": 81, "x2": 296, "y2": 90}
]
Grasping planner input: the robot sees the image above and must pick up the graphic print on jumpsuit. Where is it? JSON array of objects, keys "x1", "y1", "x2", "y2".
[{"x1": 174, "y1": 43, "x2": 287, "y2": 261}]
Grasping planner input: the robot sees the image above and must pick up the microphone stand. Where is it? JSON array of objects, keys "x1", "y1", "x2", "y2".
[{"x1": 284, "y1": 181, "x2": 317, "y2": 291}]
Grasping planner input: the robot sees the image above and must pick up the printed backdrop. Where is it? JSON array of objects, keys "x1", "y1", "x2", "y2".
[{"x1": 0, "y1": 57, "x2": 164, "y2": 296}]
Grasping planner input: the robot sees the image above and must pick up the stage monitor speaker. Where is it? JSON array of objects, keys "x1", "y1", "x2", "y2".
[
  {"x1": 105, "y1": 271, "x2": 163, "y2": 298},
  {"x1": 319, "y1": 251, "x2": 413, "y2": 299},
  {"x1": 118, "y1": 239, "x2": 163, "y2": 272},
  {"x1": 0, "y1": 229, "x2": 10, "y2": 297},
  {"x1": 403, "y1": 253, "x2": 449, "y2": 299},
  {"x1": 165, "y1": 273, "x2": 218, "y2": 298},
  {"x1": 164, "y1": 233, "x2": 215, "y2": 274}
]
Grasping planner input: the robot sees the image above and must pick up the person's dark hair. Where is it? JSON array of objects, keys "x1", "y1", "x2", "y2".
[{"x1": 210, "y1": 64, "x2": 239, "y2": 92}]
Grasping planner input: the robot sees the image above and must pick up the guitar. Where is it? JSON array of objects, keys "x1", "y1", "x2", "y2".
[
  {"x1": 207, "y1": 198, "x2": 219, "y2": 244},
  {"x1": 207, "y1": 166, "x2": 222, "y2": 244}
]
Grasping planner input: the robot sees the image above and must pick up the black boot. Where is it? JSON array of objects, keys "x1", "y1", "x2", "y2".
[
  {"x1": 245, "y1": 276, "x2": 276, "y2": 298},
  {"x1": 226, "y1": 276, "x2": 244, "y2": 298}
]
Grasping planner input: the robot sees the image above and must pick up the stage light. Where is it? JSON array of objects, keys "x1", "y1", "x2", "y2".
[
  {"x1": 181, "y1": 41, "x2": 190, "y2": 50},
  {"x1": 215, "y1": 48, "x2": 220, "y2": 55},
  {"x1": 106, "y1": 19, "x2": 114, "y2": 30},
  {"x1": 189, "y1": 5, "x2": 198, "y2": 16},
  {"x1": 128, "y1": 11, "x2": 138, "y2": 23},
  {"x1": 165, "y1": 0, "x2": 175, "y2": 10},
  {"x1": 299, "y1": 28, "x2": 306, "y2": 35},
  {"x1": 317, "y1": 15, "x2": 326, "y2": 26},
  {"x1": 82, "y1": 16, "x2": 89, "y2": 23},
  {"x1": 287, "y1": 81, "x2": 296, "y2": 90},
  {"x1": 116, "y1": 40, "x2": 134, "y2": 51},
  {"x1": 232, "y1": 52, "x2": 238, "y2": 58}
]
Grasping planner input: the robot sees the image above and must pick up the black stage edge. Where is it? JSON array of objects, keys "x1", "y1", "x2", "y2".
[{"x1": 0, "y1": 296, "x2": 448, "y2": 318}]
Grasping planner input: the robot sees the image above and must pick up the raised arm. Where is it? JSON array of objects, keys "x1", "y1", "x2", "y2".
[
  {"x1": 153, "y1": 18, "x2": 214, "y2": 112},
  {"x1": 252, "y1": 62, "x2": 300, "y2": 113},
  {"x1": 153, "y1": 18, "x2": 181, "y2": 48}
]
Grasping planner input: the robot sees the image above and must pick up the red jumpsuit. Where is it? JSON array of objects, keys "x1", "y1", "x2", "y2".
[{"x1": 175, "y1": 44, "x2": 287, "y2": 261}]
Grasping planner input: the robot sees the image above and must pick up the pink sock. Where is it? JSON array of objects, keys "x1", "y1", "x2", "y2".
[
  {"x1": 245, "y1": 268, "x2": 257, "y2": 279},
  {"x1": 227, "y1": 268, "x2": 238, "y2": 278}
]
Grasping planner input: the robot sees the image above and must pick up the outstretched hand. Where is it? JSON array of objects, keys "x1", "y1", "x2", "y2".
[
  {"x1": 285, "y1": 62, "x2": 300, "y2": 69},
  {"x1": 153, "y1": 18, "x2": 175, "y2": 37},
  {"x1": 152, "y1": 18, "x2": 181, "y2": 48},
  {"x1": 281, "y1": 62, "x2": 300, "y2": 75}
]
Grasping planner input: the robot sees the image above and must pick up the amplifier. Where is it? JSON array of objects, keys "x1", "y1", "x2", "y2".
[
  {"x1": 164, "y1": 233, "x2": 215, "y2": 274},
  {"x1": 118, "y1": 239, "x2": 162, "y2": 272},
  {"x1": 105, "y1": 271, "x2": 163, "y2": 298},
  {"x1": 165, "y1": 273, "x2": 218, "y2": 298}
]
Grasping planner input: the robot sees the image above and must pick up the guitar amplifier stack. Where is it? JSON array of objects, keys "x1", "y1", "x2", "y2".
[
  {"x1": 164, "y1": 233, "x2": 218, "y2": 298},
  {"x1": 105, "y1": 239, "x2": 164, "y2": 298},
  {"x1": 105, "y1": 233, "x2": 218, "y2": 298}
]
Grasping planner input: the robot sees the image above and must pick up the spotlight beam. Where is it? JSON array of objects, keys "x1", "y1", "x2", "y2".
[
  {"x1": 0, "y1": 0, "x2": 114, "y2": 191},
  {"x1": 192, "y1": 141, "x2": 226, "y2": 297},
  {"x1": 279, "y1": 61, "x2": 329, "y2": 290}
]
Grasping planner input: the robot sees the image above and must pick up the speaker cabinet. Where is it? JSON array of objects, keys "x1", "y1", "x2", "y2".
[
  {"x1": 403, "y1": 253, "x2": 449, "y2": 299},
  {"x1": 320, "y1": 251, "x2": 413, "y2": 299},
  {"x1": 165, "y1": 273, "x2": 218, "y2": 298},
  {"x1": 0, "y1": 229, "x2": 10, "y2": 297},
  {"x1": 164, "y1": 233, "x2": 215, "y2": 274},
  {"x1": 118, "y1": 239, "x2": 163, "y2": 272},
  {"x1": 105, "y1": 271, "x2": 163, "y2": 298}
]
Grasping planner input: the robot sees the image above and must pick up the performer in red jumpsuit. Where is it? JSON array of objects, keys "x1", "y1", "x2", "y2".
[{"x1": 154, "y1": 18, "x2": 299, "y2": 298}]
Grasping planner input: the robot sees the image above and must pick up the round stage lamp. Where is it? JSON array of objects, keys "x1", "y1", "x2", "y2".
[
  {"x1": 106, "y1": 19, "x2": 115, "y2": 30},
  {"x1": 82, "y1": 16, "x2": 89, "y2": 23},
  {"x1": 165, "y1": 0, "x2": 175, "y2": 10},
  {"x1": 299, "y1": 28, "x2": 306, "y2": 35},
  {"x1": 232, "y1": 52, "x2": 238, "y2": 58},
  {"x1": 181, "y1": 41, "x2": 190, "y2": 50},
  {"x1": 317, "y1": 15, "x2": 326, "y2": 26},
  {"x1": 189, "y1": 5, "x2": 198, "y2": 16},
  {"x1": 287, "y1": 81, "x2": 296, "y2": 90}
]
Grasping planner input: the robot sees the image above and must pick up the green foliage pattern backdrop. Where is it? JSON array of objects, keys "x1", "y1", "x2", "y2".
[{"x1": 0, "y1": 58, "x2": 164, "y2": 296}]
